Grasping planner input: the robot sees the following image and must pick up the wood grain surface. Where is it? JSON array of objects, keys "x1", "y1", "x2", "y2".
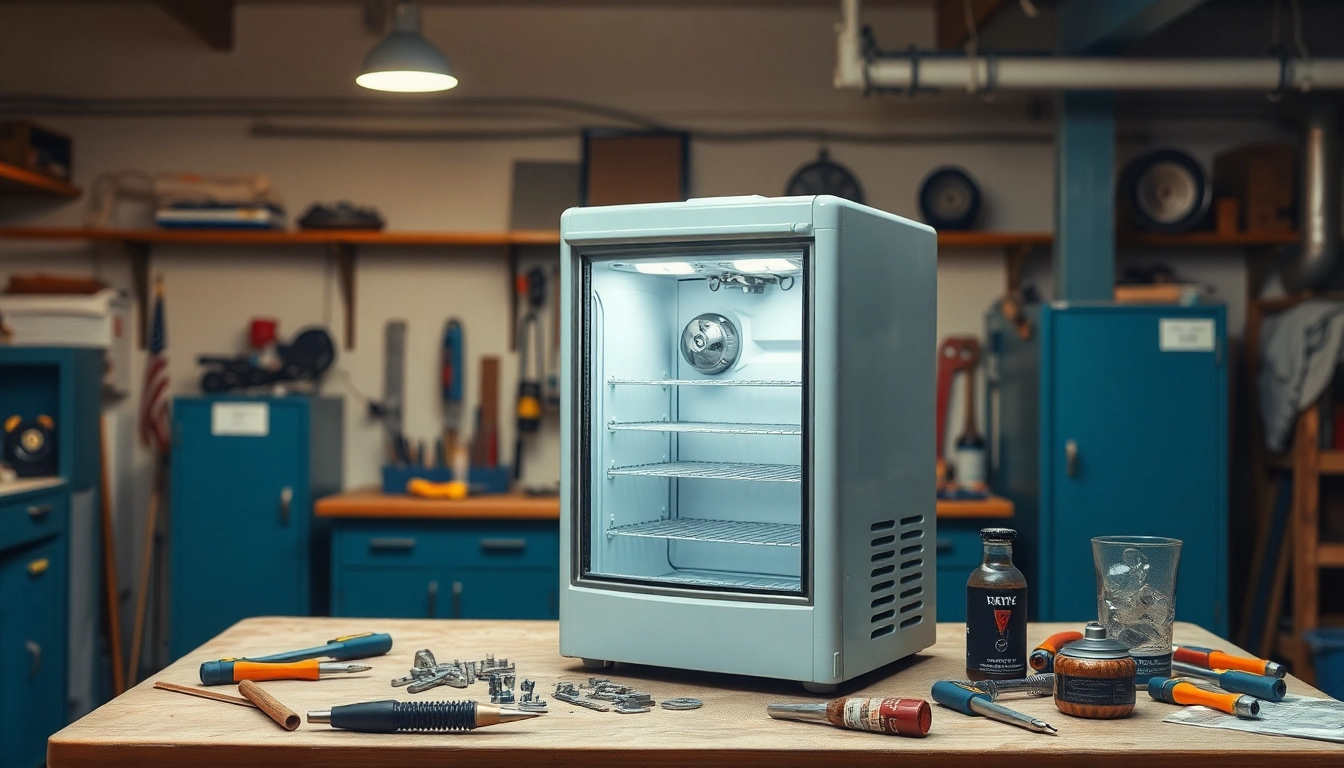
[
  {"x1": 49, "y1": 618, "x2": 1337, "y2": 768},
  {"x1": 314, "y1": 489, "x2": 560, "y2": 520}
]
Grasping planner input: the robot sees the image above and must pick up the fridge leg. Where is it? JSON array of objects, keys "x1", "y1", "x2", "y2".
[
  {"x1": 581, "y1": 658, "x2": 613, "y2": 670},
  {"x1": 802, "y1": 681, "x2": 839, "y2": 694}
]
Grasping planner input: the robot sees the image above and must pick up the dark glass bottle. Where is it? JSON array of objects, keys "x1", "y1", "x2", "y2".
[{"x1": 965, "y1": 528, "x2": 1028, "y2": 681}]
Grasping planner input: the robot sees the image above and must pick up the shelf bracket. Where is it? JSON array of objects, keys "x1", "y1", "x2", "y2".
[
  {"x1": 126, "y1": 241, "x2": 151, "y2": 350},
  {"x1": 332, "y1": 242, "x2": 357, "y2": 351}
]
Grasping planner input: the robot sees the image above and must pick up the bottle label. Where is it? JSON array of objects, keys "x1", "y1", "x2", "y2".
[
  {"x1": 1056, "y1": 672, "x2": 1136, "y2": 706},
  {"x1": 842, "y1": 698, "x2": 902, "y2": 734},
  {"x1": 1132, "y1": 653, "x2": 1173, "y2": 683},
  {"x1": 965, "y1": 587, "x2": 1027, "y2": 676}
]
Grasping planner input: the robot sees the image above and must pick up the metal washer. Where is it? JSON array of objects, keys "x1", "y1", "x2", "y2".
[{"x1": 660, "y1": 697, "x2": 703, "y2": 711}]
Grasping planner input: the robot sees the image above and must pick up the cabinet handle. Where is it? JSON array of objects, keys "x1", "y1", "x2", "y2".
[
  {"x1": 936, "y1": 538, "x2": 953, "y2": 554},
  {"x1": 1065, "y1": 439, "x2": 1079, "y2": 477},
  {"x1": 480, "y1": 538, "x2": 526, "y2": 553},
  {"x1": 369, "y1": 537, "x2": 416, "y2": 552},
  {"x1": 426, "y1": 581, "x2": 439, "y2": 619},
  {"x1": 279, "y1": 486, "x2": 293, "y2": 526},
  {"x1": 26, "y1": 640, "x2": 41, "y2": 678},
  {"x1": 26, "y1": 504, "x2": 52, "y2": 519},
  {"x1": 451, "y1": 581, "x2": 463, "y2": 619}
]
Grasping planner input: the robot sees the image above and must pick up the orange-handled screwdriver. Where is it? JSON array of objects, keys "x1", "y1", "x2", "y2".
[
  {"x1": 1029, "y1": 631, "x2": 1084, "y2": 672},
  {"x1": 1172, "y1": 645, "x2": 1286, "y2": 679},
  {"x1": 200, "y1": 659, "x2": 371, "y2": 686},
  {"x1": 1147, "y1": 678, "x2": 1260, "y2": 719}
]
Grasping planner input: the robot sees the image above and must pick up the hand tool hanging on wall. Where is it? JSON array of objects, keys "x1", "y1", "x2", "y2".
[
  {"x1": 1147, "y1": 678, "x2": 1261, "y2": 718},
  {"x1": 199, "y1": 659, "x2": 371, "y2": 686},
  {"x1": 514, "y1": 268, "x2": 546, "y2": 479},
  {"x1": 306, "y1": 699, "x2": 542, "y2": 733},
  {"x1": 953, "y1": 338, "x2": 986, "y2": 493},
  {"x1": 382, "y1": 319, "x2": 406, "y2": 443},
  {"x1": 1170, "y1": 661, "x2": 1286, "y2": 702},
  {"x1": 1172, "y1": 645, "x2": 1286, "y2": 678},
  {"x1": 441, "y1": 319, "x2": 464, "y2": 464},
  {"x1": 931, "y1": 680, "x2": 1058, "y2": 735},
  {"x1": 934, "y1": 337, "x2": 978, "y2": 491}
]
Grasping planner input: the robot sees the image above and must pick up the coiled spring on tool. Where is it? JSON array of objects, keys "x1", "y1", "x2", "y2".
[{"x1": 394, "y1": 700, "x2": 475, "y2": 731}]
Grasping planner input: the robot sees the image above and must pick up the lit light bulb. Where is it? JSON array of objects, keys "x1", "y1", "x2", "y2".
[
  {"x1": 634, "y1": 262, "x2": 696, "y2": 275},
  {"x1": 732, "y1": 258, "x2": 798, "y2": 273}
]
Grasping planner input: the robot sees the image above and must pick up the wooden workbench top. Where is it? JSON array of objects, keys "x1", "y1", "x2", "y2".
[
  {"x1": 49, "y1": 618, "x2": 1336, "y2": 767},
  {"x1": 0, "y1": 476, "x2": 65, "y2": 499},
  {"x1": 314, "y1": 489, "x2": 560, "y2": 520},
  {"x1": 314, "y1": 489, "x2": 1012, "y2": 521}
]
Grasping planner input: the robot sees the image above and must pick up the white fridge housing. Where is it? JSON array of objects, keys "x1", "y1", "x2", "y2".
[{"x1": 559, "y1": 195, "x2": 936, "y2": 689}]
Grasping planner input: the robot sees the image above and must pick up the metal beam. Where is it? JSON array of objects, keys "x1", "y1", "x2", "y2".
[
  {"x1": 936, "y1": 0, "x2": 1009, "y2": 50},
  {"x1": 153, "y1": 0, "x2": 235, "y2": 51},
  {"x1": 1057, "y1": 0, "x2": 1209, "y2": 54}
]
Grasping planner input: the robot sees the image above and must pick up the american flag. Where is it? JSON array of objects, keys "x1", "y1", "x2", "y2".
[{"x1": 138, "y1": 277, "x2": 170, "y2": 454}]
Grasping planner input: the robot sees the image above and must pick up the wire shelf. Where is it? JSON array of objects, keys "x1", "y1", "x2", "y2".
[
  {"x1": 608, "y1": 377, "x2": 802, "y2": 388},
  {"x1": 590, "y1": 569, "x2": 801, "y2": 593},
  {"x1": 608, "y1": 461, "x2": 801, "y2": 482},
  {"x1": 608, "y1": 420, "x2": 802, "y2": 435},
  {"x1": 606, "y1": 517, "x2": 802, "y2": 547}
]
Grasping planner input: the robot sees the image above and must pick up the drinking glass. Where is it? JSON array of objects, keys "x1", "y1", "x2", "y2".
[{"x1": 1092, "y1": 535, "x2": 1183, "y2": 681}]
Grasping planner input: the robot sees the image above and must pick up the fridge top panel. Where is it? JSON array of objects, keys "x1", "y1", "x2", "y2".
[{"x1": 561, "y1": 195, "x2": 931, "y2": 246}]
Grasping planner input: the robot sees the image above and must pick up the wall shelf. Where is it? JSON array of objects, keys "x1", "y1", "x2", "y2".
[{"x1": 0, "y1": 163, "x2": 81, "y2": 198}]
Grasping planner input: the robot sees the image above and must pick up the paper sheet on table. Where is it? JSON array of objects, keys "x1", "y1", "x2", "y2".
[{"x1": 1163, "y1": 695, "x2": 1344, "y2": 743}]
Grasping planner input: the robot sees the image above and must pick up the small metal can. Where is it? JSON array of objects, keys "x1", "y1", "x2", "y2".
[{"x1": 1053, "y1": 622, "x2": 1136, "y2": 719}]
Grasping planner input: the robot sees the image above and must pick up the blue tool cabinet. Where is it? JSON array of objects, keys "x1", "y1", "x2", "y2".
[
  {"x1": 986, "y1": 303, "x2": 1228, "y2": 635},
  {"x1": 169, "y1": 396, "x2": 342, "y2": 660},
  {"x1": 331, "y1": 519, "x2": 559, "y2": 620},
  {"x1": 0, "y1": 346, "x2": 103, "y2": 768}
]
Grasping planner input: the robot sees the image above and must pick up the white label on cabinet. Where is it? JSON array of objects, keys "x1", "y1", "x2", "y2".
[
  {"x1": 211, "y1": 402, "x2": 269, "y2": 436},
  {"x1": 1160, "y1": 319, "x2": 1215, "y2": 352}
]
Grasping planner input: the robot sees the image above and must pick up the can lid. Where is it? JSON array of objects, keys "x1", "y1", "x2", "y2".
[
  {"x1": 979, "y1": 527, "x2": 1017, "y2": 542},
  {"x1": 1058, "y1": 622, "x2": 1131, "y2": 660},
  {"x1": 889, "y1": 698, "x2": 932, "y2": 736}
]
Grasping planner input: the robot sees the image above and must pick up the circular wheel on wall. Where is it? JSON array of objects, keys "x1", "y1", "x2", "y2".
[
  {"x1": 1119, "y1": 149, "x2": 1211, "y2": 234},
  {"x1": 785, "y1": 150, "x2": 864, "y2": 204},
  {"x1": 918, "y1": 166, "x2": 981, "y2": 231}
]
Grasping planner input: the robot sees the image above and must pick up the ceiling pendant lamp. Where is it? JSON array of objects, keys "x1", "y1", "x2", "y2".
[{"x1": 357, "y1": 3, "x2": 458, "y2": 93}]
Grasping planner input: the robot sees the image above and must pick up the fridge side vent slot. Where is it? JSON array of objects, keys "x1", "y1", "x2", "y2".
[
  {"x1": 900, "y1": 558, "x2": 923, "y2": 570},
  {"x1": 870, "y1": 579, "x2": 895, "y2": 594},
  {"x1": 899, "y1": 572, "x2": 922, "y2": 585},
  {"x1": 871, "y1": 594, "x2": 895, "y2": 608},
  {"x1": 871, "y1": 609, "x2": 895, "y2": 623},
  {"x1": 899, "y1": 544, "x2": 923, "y2": 556},
  {"x1": 871, "y1": 550, "x2": 894, "y2": 563},
  {"x1": 871, "y1": 564, "x2": 895, "y2": 578},
  {"x1": 870, "y1": 520, "x2": 895, "y2": 532},
  {"x1": 871, "y1": 624, "x2": 896, "y2": 639},
  {"x1": 900, "y1": 600, "x2": 924, "y2": 614},
  {"x1": 899, "y1": 529, "x2": 923, "y2": 541},
  {"x1": 871, "y1": 534, "x2": 895, "y2": 547},
  {"x1": 899, "y1": 586, "x2": 923, "y2": 600},
  {"x1": 899, "y1": 515, "x2": 923, "y2": 527},
  {"x1": 899, "y1": 615, "x2": 923, "y2": 629}
]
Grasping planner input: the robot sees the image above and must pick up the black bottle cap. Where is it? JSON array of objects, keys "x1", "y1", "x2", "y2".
[{"x1": 979, "y1": 528, "x2": 1017, "y2": 542}]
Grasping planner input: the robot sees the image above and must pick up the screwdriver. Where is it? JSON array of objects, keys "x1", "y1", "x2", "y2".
[
  {"x1": 1170, "y1": 661, "x2": 1286, "y2": 702},
  {"x1": 214, "y1": 632, "x2": 393, "y2": 665},
  {"x1": 931, "y1": 680, "x2": 1058, "y2": 735},
  {"x1": 199, "y1": 659, "x2": 371, "y2": 686},
  {"x1": 307, "y1": 699, "x2": 541, "y2": 733},
  {"x1": 1029, "y1": 631, "x2": 1084, "y2": 673},
  {"x1": 959, "y1": 674, "x2": 1055, "y2": 700},
  {"x1": 1147, "y1": 678, "x2": 1261, "y2": 719},
  {"x1": 1172, "y1": 645, "x2": 1285, "y2": 679}
]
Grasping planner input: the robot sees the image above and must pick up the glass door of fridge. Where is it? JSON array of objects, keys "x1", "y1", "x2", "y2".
[{"x1": 579, "y1": 244, "x2": 807, "y2": 598}]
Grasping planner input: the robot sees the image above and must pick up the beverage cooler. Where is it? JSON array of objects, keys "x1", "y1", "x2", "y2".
[{"x1": 557, "y1": 195, "x2": 937, "y2": 689}]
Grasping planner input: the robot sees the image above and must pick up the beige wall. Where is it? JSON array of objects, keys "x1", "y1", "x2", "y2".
[{"x1": 0, "y1": 1, "x2": 1279, "y2": 662}]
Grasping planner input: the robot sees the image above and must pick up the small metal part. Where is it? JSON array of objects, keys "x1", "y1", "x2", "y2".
[
  {"x1": 615, "y1": 693, "x2": 654, "y2": 708},
  {"x1": 614, "y1": 702, "x2": 652, "y2": 714},
  {"x1": 680, "y1": 314, "x2": 740, "y2": 375},
  {"x1": 963, "y1": 674, "x2": 1056, "y2": 699},
  {"x1": 413, "y1": 649, "x2": 437, "y2": 669},
  {"x1": 517, "y1": 699, "x2": 548, "y2": 712},
  {"x1": 390, "y1": 674, "x2": 418, "y2": 687},
  {"x1": 660, "y1": 697, "x2": 703, "y2": 711},
  {"x1": 307, "y1": 710, "x2": 332, "y2": 724},
  {"x1": 408, "y1": 669, "x2": 466, "y2": 694},
  {"x1": 554, "y1": 682, "x2": 611, "y2": 712}
]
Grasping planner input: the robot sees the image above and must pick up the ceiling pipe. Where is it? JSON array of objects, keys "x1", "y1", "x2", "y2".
[
  {"x1": 835, "y1": 0, "x2": 1344, "y2": 92},
  {"x1": 1282, "y1": 98, "x2": 1341, "y2": 291}
]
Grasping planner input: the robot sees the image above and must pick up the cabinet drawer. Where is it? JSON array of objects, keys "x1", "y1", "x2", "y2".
[
  {"x1": 0, "y1": 491, "x2": 64, "y2": 553},
  {"x1": 934, "y1": 522, "x2": 989, "y2": 570},
  {"x1": 336, "y1": 521, "x2": 559, "y2": 570}
]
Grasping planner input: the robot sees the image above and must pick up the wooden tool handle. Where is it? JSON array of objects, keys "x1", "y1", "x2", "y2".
[{"x1": 238, "y1": 680, "x2": 301, "y2": 731}]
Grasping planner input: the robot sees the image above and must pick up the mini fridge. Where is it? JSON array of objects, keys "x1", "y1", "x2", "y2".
[{"x1": 558, "y1": 195, "x2": 937, "y2": 689}]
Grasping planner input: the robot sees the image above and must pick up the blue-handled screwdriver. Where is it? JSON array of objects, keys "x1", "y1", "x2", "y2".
[{"x1": 931, "y1": 680, "x2": 1058, "y2": 735}]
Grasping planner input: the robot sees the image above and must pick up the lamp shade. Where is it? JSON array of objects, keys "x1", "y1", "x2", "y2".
[{"x1": 357, "y1": 3, "x2": 457, "y2": 93}]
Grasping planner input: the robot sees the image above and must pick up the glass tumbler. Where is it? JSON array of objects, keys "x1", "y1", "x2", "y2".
[{"x1": 1091, "y1": 535, "x2": 1182, "y2": 682}]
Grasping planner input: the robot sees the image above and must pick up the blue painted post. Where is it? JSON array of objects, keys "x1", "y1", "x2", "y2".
[{"x1": 1053, "y1": 91, "x2": 1115, "y2": 302}]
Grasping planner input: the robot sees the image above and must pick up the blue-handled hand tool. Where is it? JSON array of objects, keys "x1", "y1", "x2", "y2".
[
  {"x1": 931, "y1": 680, "x2": 1057, "y2": 735},
  {"x1": 441, "y1": 319, "x2": 464, "y2": 461},
  {"x1": 1171, "y1": 661, "x2": 1286, "y2": 702}
]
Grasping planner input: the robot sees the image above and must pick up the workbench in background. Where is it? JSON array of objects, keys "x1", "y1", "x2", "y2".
[
  {"x1": 47, "y1": 617, "x2": 1337, "y2": 768},
  {"x1": 316, "y1": 489, "x2": 1012, "y2": 622}
]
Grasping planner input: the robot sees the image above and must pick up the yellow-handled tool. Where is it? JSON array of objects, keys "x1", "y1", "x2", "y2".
[{"x1": 406, "y1": 477, "x2": 468, "y2": 500}]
